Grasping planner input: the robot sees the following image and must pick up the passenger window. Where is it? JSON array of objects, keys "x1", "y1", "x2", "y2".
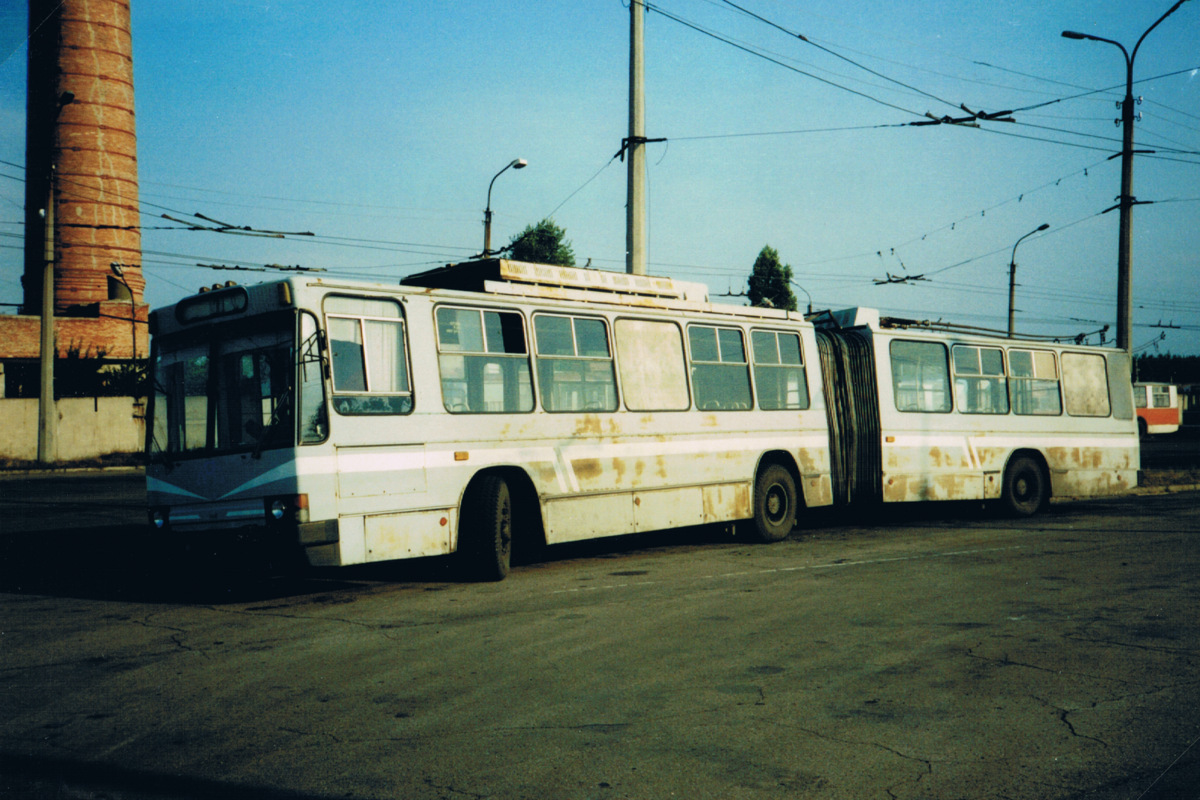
[
  {"x1": 890, "y1": 340, "x2": 951, "y2": 413},
  {"x1": 1133, "y1": 386, "x2": 1147, "y2": 409},
  {"x1": 436, "y1": 307, "x2": 533, "y2": 414},
  {"x1": 533, "y1": 314, "x2": 617, "y2": 412},
  {"x1": 614, "y1": 319, "x2": 690, "y2": 411},
  {"x1": 1152, "y1": 386, "x2": 1172, "y2": 409},
  {"x1": 1009, "y1": 349, "x2": 1062, "y2": 415},
  {"x1": 326, "y1": 296, "x2": 412, "y2": 415},
  {"x1": 688, "y1": 325, "x2": 752, "y2": 410},
  {"x1": 1062, "y1": 353, "x2": 1111, "y2": 417},
  {"x1": 751, "y1": 330, "x2": 809, "y2": 410},
  {"x1": 952, "y1": 345, "x2": 1008, "y2": 414}
]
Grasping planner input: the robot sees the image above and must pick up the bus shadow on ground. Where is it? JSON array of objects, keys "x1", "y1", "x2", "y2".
[
  {"x1": 0, "y1": 751, "x2": 334, "y2": 800},
  {"x1": 0, "y1": 500, "x2": 1058, "y2": 605}
]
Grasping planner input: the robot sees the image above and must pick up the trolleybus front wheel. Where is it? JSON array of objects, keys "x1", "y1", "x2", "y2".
[
  {"x1": 460, "y1": 475, "x2": 513, "y2": 581},
  {"x1": 751, "y1": 464, "x2": 798, "y2": 543}
]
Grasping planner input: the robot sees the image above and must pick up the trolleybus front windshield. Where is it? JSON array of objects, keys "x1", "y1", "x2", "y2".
[{"x1": 150, "y1": 311, "x2": 299, "y2": 460}]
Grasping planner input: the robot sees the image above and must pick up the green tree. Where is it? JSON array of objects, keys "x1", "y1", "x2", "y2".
[
  {"x1": 508, "y1": 218, "x2": 576, "y2": 266},
  {"x1": 747, "y1": 245, "x2": 797, "y2": 311}
]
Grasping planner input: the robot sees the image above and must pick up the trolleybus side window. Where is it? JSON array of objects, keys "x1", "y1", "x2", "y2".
[
  {"x1": 325, "y1": 296, "x2": 412, "y2": 416},
  {"x1": 533, "y1": 314, "x2": 617, "y2": 412},
  {"x1": 688, "y1": 325, "x2": 752, "y2": 410},
  {"x1": 1061, "y1": 352, "x2": 1111, "y2": 418},
  {"x1": 436, "y1": 306, "x2": 533, "y2": 414},
  {"x1": 614, "y1": 318, "x2": 690, "y2": 411},
  {"x1": 1133, "y1": 386, "x2": 1148, "y2": 408},
  {"x1": 751, "y1": 330, "x2": 809, "y2": 410},
  {"x1": 952, "y1": 345, "x2": 1008, "y2": 414},
  {"x1": 1152, "y1": 386, "x2": 1172, "y2": 408},
  {"x1": 890, "y1": 340, "x2": 952, "y2": 413},
  {"x1": 1009, "y1": 349, "x2": 1061, "y2": 416}
]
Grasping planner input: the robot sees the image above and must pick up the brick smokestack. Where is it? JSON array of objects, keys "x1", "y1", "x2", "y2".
[{"x1": 23, "y1": 0, "x2": 144, "y2": 317}]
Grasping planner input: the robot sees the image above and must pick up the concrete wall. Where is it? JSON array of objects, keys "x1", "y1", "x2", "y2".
[{"x1": 0, "y1": 397, "x2": 145, "y2": 462}]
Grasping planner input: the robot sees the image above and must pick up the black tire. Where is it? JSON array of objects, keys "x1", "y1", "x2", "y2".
[
  {"x1": 459, "y1": 475, "x2": 513, "y2": 581},
  {"x1": 750, "y1": 464, "x2": 798, "y2": 543},
  {"x1": 1002, "y1": 455, "x2": 1048, "y2": 517}
]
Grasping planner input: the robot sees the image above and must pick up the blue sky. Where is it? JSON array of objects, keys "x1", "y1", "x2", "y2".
[{"x1": 2, "y1": 1, "x2": 1198, "y2": 354}]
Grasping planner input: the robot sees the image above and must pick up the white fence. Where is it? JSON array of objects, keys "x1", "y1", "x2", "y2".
[{"x1": 0, "y1": 397, "x2": 145, "y2": 462}]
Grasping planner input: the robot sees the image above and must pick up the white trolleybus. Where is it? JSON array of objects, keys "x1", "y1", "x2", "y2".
[{"x1": 146, "y1": 259, "x2": 1139, "y2": 580}]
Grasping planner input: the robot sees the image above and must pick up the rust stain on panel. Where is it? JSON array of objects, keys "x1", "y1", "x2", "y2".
[
  {"x1": 802, "y1": 474, "x2": 833, "y2": 508},
  {"x1": 702, "y1": 483, "x2": 752, "y2": 522},
  {"x1": 1053, "y1": 469, "x2": 1136, "y2": 498},
  {"x1": 883, "y1": 472, "x2": 983, "y2": 503},
  {"x1": 975, "y1": 447, "x2": 1007, "y2": 471},
  {"x1": 572, "y1": 458, "x2": 602, "y2": 483},
  {"x1": 796, "y1": 447, "x2": 822, "y2": 476},
  {"x1": 574, "y1": 415, "x2": 603, "y2": 437}
]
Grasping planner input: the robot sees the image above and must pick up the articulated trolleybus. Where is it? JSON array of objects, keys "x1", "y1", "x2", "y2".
[{"x1": 146, "y1": 259, "x2": 1139, "y2": 580}]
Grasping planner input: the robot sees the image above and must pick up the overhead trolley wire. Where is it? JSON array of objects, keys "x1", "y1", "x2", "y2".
[
  {"x1": 715, "y1": 0, "x2": 962, "y2": 112},
  {"x1": 645, "y1": 2, "x2": 927, "y2": 119}
]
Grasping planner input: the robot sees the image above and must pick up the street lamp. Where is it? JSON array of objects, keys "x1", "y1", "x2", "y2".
[
  {"x1": 1063, "y1": 0, "x2": 1191, "y2": 352},
  {"x1": 789, "y1": 280, "x2": 813, "y2": 315},
  {"x1": 482, "y1": 158, "x2": 527, "y2": 257},
  {"x1": 1008, "y1": 223, "x2": 1050, "y2": 338}
]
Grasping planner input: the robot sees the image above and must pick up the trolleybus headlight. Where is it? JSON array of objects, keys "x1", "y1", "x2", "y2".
[
  {"x1": 150, "y1": 508, "x2": 168, "y2": 529},
  {"x1": 265, "y1": 494, "x2": 309, "y2": 524}
]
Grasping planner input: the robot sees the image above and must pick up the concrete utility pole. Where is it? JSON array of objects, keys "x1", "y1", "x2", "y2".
[
  {"x1": 1063, "y1": 0, "x2": 1191, "y2": 353},
  {"x1": 37, "y1": 164, "x2": 57, "y2": 464},
  {"x1": 626, "y1": 0, "x2": 647, "y2": 275}
]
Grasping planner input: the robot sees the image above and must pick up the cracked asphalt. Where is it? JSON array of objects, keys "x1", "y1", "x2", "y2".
[{"x1": 1, "y1": 475, "x2": 1199, "y2": 799}]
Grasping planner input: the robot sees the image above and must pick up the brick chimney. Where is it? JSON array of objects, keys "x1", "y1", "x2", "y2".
[{"x1": 22, "y1": 0, "x2": 145, "y2": 357}]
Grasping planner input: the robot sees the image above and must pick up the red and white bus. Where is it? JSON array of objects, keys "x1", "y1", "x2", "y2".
[
  {"x1": 1133, "y1": 382, "x2": 1181, "y2": 436},
  {"x1": 145, "y1": 259, "x2": 1140, "y2": 580}
]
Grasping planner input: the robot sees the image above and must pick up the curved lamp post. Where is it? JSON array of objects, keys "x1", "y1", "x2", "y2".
[
  {"x1": 1063, "y1": 0, "x2": 1191, "y2": 351},
  {"x1": 482, "y1": 158, "x2": 527, "y2": 257},
  {"x1": 110, "y1": 262, "x2": 138, "y2": 360},
  {"x1": 789, "y1": 280, "x2": 813, "y2": 315},
  {"x1": 1008, "y1": 224, "x2": 1049, "y2": 337}
]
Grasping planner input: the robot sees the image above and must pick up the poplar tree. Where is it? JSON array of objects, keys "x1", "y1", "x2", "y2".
[
  {"x1": 508, "y1": 218, "x2": 576, "y2": 267},
  {"x1": 747, "y1": 245, "x2": 797, "y2": 311}
]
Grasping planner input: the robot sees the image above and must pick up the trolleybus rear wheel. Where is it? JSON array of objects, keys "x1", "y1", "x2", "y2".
[
  {"x1": 1002, "y1": 456, "x2": 1048, "y2": 517},
  {"x1": 460, "y1": 475, "x2": 513, "y2": 581},
  {"x1": 751, "y1": 464, "x2": 798, "y2": 543}
]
